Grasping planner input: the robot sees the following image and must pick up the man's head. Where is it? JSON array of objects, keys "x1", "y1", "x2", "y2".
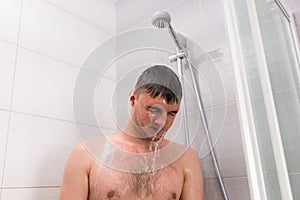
[
  {"x1": 129, "y1": 65, "x2": 182, "y2": 141},
  {"x1": 134, "y1": 65, "x2": 182, "y2": 104}
]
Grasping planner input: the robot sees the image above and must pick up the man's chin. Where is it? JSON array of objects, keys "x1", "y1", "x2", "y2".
[{"x1": 136, "y1": 126, "x2": 165, "y2": 140}]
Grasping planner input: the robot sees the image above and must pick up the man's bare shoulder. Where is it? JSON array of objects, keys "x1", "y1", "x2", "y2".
[
  {"x1": 60, "y1": 137, "x2": 109, "y2": 199},
  {"x1": 182, "y1": 146, "x2": 199, "y2": 159},
  {"x1": 158, "y1": 140, "x2": 199, "y2": 167},
  {"x1": 161, "y1": 140, "x2": 197, "y2": 157}
]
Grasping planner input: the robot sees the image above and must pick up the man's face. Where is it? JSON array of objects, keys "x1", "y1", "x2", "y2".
[{"x1": 130, "y1": 91, "x2": 180, "y2": 141}]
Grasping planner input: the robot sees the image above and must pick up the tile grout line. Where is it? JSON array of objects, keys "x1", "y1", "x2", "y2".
[
  {"x1": 0, "y1": 38, "x2": 117, "y2": 82},
  {"x1": 204, "y1": 175, "x2": 248, "y2": 180},
  {"x1": 2, "y1": 186, "x2": 60, "y2": 190},
  {"x1": 0, "y1": 0, "x2": 24, "y2": 198},
  {"x1": 0, "y1": 39, "x2": 18, "y2": 48},
  {"x1": 6, "y1": 109, "x2": 117, "y2": 131},
  {"x1": 45, "y1": 0, "x2": 115, "y2": 36},
  {"x1": 16, "y1": 45, "x2": 117, "y2": 81}
]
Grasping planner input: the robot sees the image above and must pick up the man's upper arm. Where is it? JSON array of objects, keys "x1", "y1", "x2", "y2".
[
  {"x1": 181, "y1": 148, "x2": 204, "y2": 200},
  {"x1": 60, "y1": 144, "x2": 90, "y2": 200}
]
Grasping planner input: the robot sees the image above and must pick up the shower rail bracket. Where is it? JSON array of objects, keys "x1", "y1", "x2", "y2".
[{"x1": 169, "y1": 50, "x2": 187, "y2": 62}]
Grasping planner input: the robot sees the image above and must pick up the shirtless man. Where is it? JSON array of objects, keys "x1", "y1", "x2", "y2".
[{"x1": 60, "y1": 65, "x2": 204, "y2": 200}]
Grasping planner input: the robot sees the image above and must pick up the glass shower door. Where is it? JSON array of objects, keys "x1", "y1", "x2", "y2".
[
  {"x1": 256, "y1": 0, "x2": 300, "y2": 199},
  {"x1": 223, "y1": 0, "x2": 300, "y2": 199}
]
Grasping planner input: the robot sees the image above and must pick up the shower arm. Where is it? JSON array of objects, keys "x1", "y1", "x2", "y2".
[{"x1": 167, "y1": 24, "x2": 186, "y2": 53}]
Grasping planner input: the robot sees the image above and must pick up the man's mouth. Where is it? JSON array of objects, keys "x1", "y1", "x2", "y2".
[{"x1": 148, "y1": 125, "x2": 161, "y2": 133}]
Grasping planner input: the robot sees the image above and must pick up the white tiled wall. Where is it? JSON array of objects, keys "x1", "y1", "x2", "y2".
[
  {"x1": 0, "y1": 0, "x2": 116, "y2": 198},
  {"x1": 2, "y1": 188, "x2": 60, "y2": 200},
  {"x1": 0, "y1": 41, "x2": 17, "y2": 110},
  {"x1": 94, "y1": 76, "x2": 118, "y2": 129},
  {"x1": 3, "y1": 112, "x2": 79, "y2": 187},
  {"x1": 46, "y1": 0, "x2": 116, "y2": 34},
  {"x1": 12, "y1": 48, "x2": 80, "y2": 121},
  {"x1": 0, "y1": 111, "x2": 10, "y2": 192},
  {"x1": 19, "y1": 0, "x2": 111, "y2": 67},
  {"x1": 216, "y1": 103, "x2": 247, "y2": 177},
  {"x1": 0, "y1": 0, "x2": 22, "y2": 44}
]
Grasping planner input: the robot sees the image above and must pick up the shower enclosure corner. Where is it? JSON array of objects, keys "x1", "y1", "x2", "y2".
[{"x1": 223, "y1": 0, "x2": 300, "y2": 199}]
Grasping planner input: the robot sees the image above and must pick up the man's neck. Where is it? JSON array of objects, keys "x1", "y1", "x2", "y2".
[{"x1": 109, "y1": 124, "x2": 163, "y2": 153}]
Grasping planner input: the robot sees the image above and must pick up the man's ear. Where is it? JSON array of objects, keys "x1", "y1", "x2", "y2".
[{"x1": 129, "y1": 89, "x2": 137, "y2": 106}]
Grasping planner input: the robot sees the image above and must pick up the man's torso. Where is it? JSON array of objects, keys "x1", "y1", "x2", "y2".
[{"x1": 88, "y1": 159, "x2": 184, "y2": 200}]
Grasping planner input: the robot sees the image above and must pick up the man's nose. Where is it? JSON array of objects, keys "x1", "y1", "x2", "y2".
[{"x1": 151, "y1": 111, "x2": 167, "y2": 127}]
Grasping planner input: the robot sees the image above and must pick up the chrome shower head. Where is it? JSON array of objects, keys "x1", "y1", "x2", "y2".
[
  {"x1": 151, "y1": 11, "x2": 171, "y2": 29},
  {"x1": 152, "y1": 11, "x2": 186, "y2": 52}
]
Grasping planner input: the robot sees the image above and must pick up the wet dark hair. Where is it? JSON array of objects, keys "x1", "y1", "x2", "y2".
[{"x1": 135, "y1": 65, "x2": 182, "y2": 104}]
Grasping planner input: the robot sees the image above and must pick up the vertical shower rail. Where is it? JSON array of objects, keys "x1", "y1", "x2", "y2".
[
  {"x1": 185, "y1": 58, "x2": 229, "y2": 200},
  {"x1": 172, "y1": 48, "x2": 229, "y2": 199}
]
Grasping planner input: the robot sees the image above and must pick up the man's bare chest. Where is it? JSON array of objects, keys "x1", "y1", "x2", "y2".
[{"x1": 88, "y1": 164, "x2": 184, "y2": 200}]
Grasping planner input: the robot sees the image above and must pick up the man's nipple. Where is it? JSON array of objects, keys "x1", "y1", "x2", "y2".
[
  {"x1": 172, "y1": 192, "x2": 177, "y2": 199},
  {"x1": 107, "y1": 190, "x2": 115, "y2": 198}
]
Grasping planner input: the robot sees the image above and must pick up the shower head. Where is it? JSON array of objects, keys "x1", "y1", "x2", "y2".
[
  {"x1": 151, "y1": 11, "x2": 171, "y2": 29},
  {"x1": 152, "y1": 11, "x2": 186, "y2": 53}
]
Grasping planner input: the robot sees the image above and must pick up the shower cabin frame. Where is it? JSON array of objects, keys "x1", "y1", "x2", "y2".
[{"x1": 223, "y1": 0, "x2": 300, "y2": 199}]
